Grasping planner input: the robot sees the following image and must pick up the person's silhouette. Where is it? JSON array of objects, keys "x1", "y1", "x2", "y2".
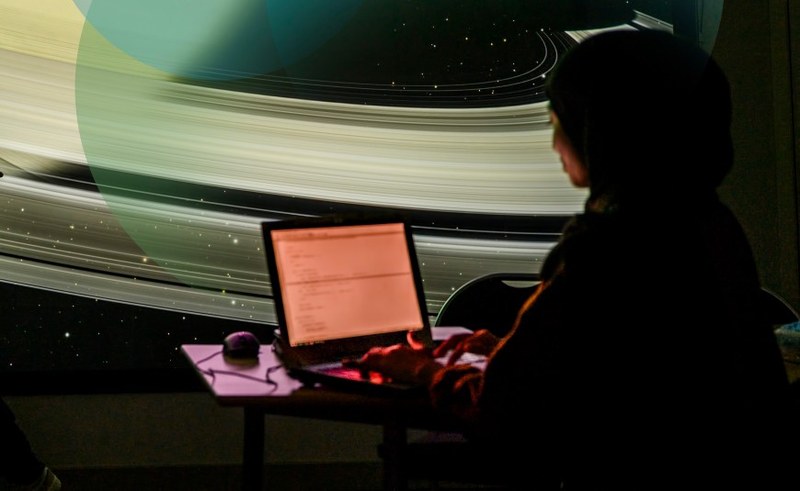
[
  {"x1": 0, "y1": 398, "x2": 61, "y2": 490},
  {"x1": 350, "y1": 29, "x2": 800, "y2": 489}
]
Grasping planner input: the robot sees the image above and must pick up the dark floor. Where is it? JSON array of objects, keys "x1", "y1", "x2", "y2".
[{"x1": 15, "y1": 463, "x2": 501, "y2": 491}]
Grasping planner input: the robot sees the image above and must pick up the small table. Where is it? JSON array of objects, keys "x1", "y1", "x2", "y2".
[{"x1": 181, "y1": 343, "x2": 459, "y2": 491}]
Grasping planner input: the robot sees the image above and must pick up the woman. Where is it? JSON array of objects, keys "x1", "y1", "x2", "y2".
[{"x1": 351, "y1": 29, "x2": 798, "y2": 489}]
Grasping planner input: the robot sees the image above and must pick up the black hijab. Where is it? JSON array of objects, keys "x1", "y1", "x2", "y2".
[{"x1": 545, "y1": 29, "x2": 733, "y2": 211}]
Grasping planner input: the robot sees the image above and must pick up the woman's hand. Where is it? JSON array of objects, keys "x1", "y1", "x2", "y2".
[
  {"x1": 432, "y1": 329, "x2": 499, "y2": 365},
  {"x1": 345, "y1": 344, "x2": 443, "y2": 385}
]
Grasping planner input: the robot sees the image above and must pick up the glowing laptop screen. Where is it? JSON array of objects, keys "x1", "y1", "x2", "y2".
[{"x1": 269, "y1": 221, "x2": 426, "y2": 347}]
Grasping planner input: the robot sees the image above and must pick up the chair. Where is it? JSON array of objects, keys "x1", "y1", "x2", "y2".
[
  {"x1": 758, "y1": 286, "x2": 800, "y2": 328},
  {"x1": 380, "y1": 272, "x2": 540, "y2": 490},
  {"x1": 434, "y1": 272, "x2": 541, "y2": 336},
  {"x1": 762, "y1": 288, "x2": 800, "y2": 397}
]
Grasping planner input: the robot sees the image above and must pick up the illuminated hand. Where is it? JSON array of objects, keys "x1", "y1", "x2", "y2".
[
  {"x1": 345, "y1": 344, "x2": 442, "y2": 385},
  {"x1": 432, "y1": 329, "x2": 499, "y2": 366}
]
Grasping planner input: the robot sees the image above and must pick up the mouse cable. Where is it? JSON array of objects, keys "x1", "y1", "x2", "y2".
[
  {"x1": 194, "y1": 350, "x2": 281, "y2": 393},
  {"x1": 194, "y1": 350, "x2": 224, "y2": 365}
]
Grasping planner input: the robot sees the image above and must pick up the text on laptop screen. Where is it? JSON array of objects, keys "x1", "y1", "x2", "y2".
[{"x1": 270, "y1": 222, "x2": 425, "y2": 346}]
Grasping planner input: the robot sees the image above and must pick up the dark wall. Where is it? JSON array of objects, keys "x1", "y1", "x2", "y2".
[{"x1": 714, "y1": 0, "x2": 800, "y2": 310}]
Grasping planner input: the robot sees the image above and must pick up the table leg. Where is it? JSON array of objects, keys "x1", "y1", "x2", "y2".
[
  {"x1": 382, "y1": 421, "x2": 408, "y2": 491},
  {"x1": 243, "y1": 407, "x2": 265, "y2": 491}
]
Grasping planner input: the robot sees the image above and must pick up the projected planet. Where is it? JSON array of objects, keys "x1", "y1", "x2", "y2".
[
  {"x1": 65, "y1": 0, "x2": 723, "y2": 295},
  {"x1": 0, "y1": 0, "x2": 725, "y2": 375},
  {"x1": 73, "y1": 1, "x2": 589, "y2": 288},
  {"x1": 76, "y1": 0, "x2": 363, "y2": 81}
]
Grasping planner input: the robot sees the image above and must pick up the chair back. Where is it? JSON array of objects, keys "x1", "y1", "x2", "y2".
[
  {"x1": 759, "y1": 287, "x2": 800, "y2": 328},
  {"x1": 435, "y1": 272, "x2": 540, "y2": 337}
]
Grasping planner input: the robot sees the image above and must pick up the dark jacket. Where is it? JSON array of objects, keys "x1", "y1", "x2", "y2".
[{"x1": 430, "y1": 197, "x2": 798, "y2": 490}]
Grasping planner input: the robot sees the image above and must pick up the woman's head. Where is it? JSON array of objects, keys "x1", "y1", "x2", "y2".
[{"x1": 545, "y1": 29, "x2": 733, "y2": 207}]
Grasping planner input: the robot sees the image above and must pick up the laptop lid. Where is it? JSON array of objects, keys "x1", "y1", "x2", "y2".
[{"x1": 261, "y1": 214, "x2": 433, "y2": 388}]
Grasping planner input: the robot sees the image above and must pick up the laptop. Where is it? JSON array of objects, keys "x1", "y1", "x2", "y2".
[{"x1": 261, "y1": 213, "x2": 434, "y2": 395}]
